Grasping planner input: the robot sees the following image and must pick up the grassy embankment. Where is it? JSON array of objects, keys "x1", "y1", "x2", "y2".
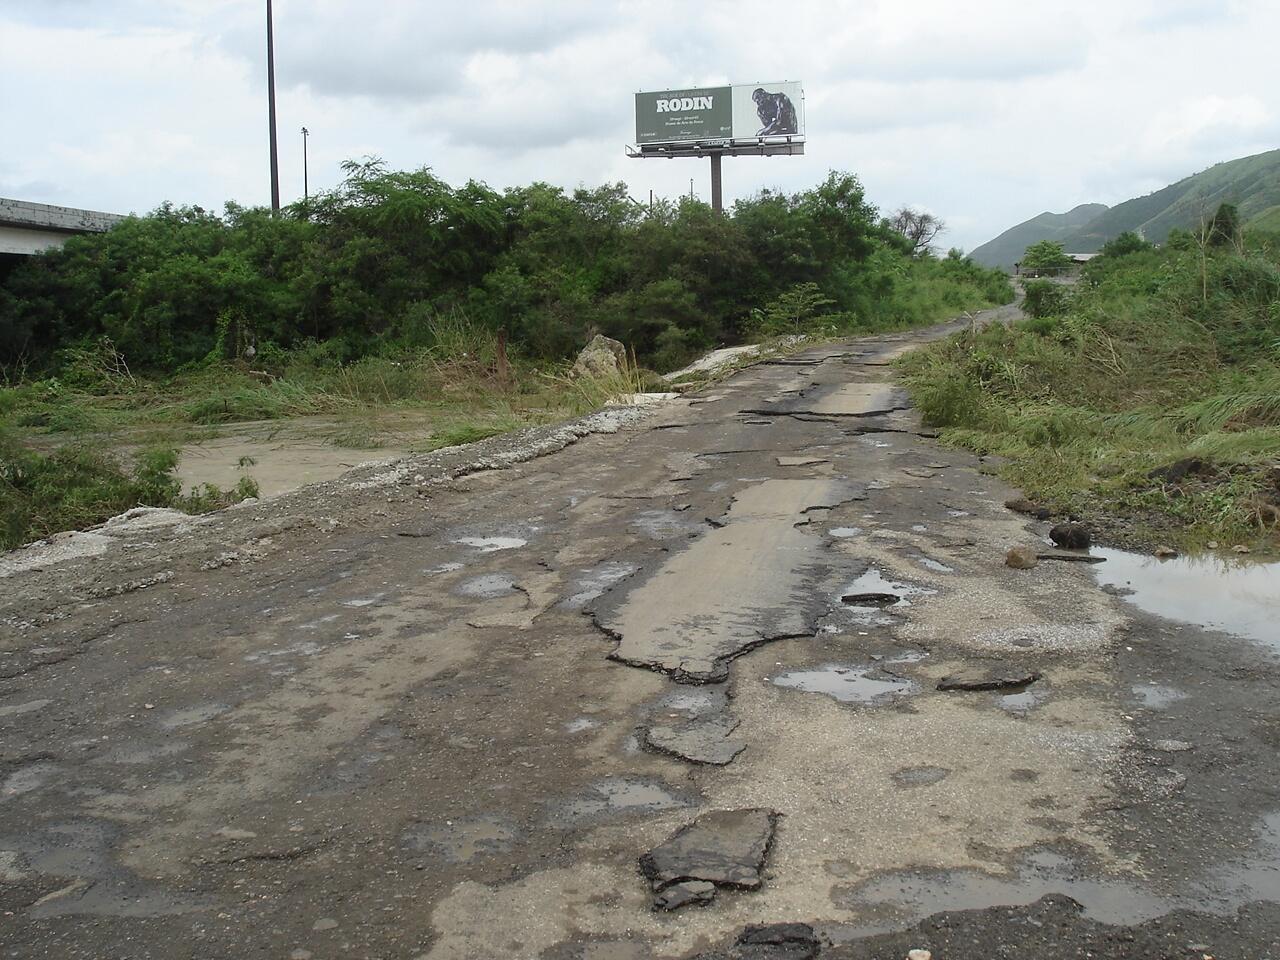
[
  {"x1": 900, "y1": 233, "x2": 1280, "y2": 551},
  {"x1": 0, "y1": 321, "x2": 650, "y2": 550}
]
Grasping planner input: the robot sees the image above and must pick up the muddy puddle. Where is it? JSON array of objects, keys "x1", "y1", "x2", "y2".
[
  {"x1": 167, "y1": 413, "x2": 442, "y2": 498},
  {"x1": 1093, "y1": 547, "x2": 1280, "y2": 647},
  {"x1": 842, "y1": 812, "x2": 1280, "y2": 933},
  {"x1": 550, "y1": 777, "x2": 693, "y2": 825},
  {"x1": 841, "y1": 849, "x2": 1172, "y2": 928},
  {"x1": 771, "y1": 665, "x2": 916, "y2": 705}
]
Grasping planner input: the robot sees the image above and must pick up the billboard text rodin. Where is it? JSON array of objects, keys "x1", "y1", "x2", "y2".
[{"x1": 634, "y1": 81, "x2": 804, "y2": 146}]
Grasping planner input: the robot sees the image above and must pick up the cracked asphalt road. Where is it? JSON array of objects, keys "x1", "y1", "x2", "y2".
[{"x1": 3, "y1": 305, "x2": 1280, "y2": 959}]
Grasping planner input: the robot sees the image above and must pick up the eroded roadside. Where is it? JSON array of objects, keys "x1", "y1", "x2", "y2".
[{"x1": 3, "y1": 303, "x2": 1279, "y2": 959}]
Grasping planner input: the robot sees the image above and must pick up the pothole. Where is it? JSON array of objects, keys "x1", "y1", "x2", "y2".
[
  {"x1": 549, "y1": 777, "x2": 693, "y2": 825},
  {"x1": 770, "y1": 664, "x2": 917, "y2": 705}
]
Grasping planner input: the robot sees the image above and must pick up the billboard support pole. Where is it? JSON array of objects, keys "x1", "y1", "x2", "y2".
[{"x1": 710, "y1": 153, "x2": 723, "y2": 214}]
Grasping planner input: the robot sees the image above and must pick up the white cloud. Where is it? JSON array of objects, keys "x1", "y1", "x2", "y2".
[{"x1": 1, "y1": 0, "x2": 1278, "y2": 251}]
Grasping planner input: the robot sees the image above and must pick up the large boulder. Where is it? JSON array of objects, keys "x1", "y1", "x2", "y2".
[{"x1": 571, "y1": 335, "x2": 627, "y2": 379}]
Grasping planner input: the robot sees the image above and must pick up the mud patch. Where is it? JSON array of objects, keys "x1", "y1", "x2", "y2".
[{"x1": 402, "y1": 816, "x2": 518, "y2": 863}]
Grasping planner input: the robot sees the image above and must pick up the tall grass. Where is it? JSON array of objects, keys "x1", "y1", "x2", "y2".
[{"x1": 901, "y1": 246, "x2": 1280, "y2": 548}]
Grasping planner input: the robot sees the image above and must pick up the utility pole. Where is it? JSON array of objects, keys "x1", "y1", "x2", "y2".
[
  {"x1": 689, "y1": 178, "x2": 694, "y2": 201},
  {"x1": 266, "y1": 0, "x2": 280, "y2": 213},
  {"x1": 301, "y1": 126, "x2": 309, "y2": 200}
]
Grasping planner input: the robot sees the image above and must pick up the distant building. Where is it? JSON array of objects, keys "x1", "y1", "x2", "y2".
[{"x1": 0, "y1": 198, "x2": 125, "y2": 257}]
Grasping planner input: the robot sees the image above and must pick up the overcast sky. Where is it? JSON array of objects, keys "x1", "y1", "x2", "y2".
[{"x1": 2, "y1": 0, "x2": 1277, "y2": 251}]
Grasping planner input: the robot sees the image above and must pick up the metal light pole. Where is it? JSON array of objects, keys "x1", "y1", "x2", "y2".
[
  {"x1": 266, "y1": 0, "x2": 280, "y2": 213},
  {"x1": 301, "y1": 126, "x2": 309, "y2": 200}
]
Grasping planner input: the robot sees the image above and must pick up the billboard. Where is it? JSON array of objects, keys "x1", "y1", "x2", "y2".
[{"x1": 635, "y1": 81, "x2": 804, "y2": 145}]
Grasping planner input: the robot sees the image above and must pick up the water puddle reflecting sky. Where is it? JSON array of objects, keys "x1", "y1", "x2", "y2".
[{"x1": 1092, "y1": 548, "x2": 1280, "y2": 647}]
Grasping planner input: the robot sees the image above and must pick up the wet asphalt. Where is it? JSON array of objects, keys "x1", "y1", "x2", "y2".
[{"x1": 2, "y1": 304, "x2": 1280, "y2": 959}]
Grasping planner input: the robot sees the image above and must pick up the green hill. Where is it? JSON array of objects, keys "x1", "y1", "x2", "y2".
[
  {"x1": 970, "y1": 203, "x2": 1108, "y2": 270},
  {"x1": 972, "y1": 148, "x2": 1280, "y2": 269}
]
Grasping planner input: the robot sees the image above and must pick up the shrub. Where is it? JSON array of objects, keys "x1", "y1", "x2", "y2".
[{"x1": 1022, "y1": 280, "x2": 1072, "y2": 318}]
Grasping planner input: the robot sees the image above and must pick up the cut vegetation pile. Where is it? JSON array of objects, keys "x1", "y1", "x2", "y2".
[{"x1": 902, "y1": 229, "x2": 1280, "y2": 550}]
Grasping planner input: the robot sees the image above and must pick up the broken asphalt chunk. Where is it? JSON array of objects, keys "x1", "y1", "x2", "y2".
[
  {"x1": 840, "y1": 592, "x2": 901, "y2": 607},
  {"x1": 938, "y1": 664, "x2": 1041, "y2": 692},
  {"x1": 734, "y1": 923, "x2": 820, "y2": 960},
  {"x1": 642, "y1": 717, "x2": 747, "y2": 766},
  {"x1": 653, "y1": 880, "x2": 716, "y2": 911},
  {"x1": 640, "y1": 808, "x2": 778, "y2": 911}
]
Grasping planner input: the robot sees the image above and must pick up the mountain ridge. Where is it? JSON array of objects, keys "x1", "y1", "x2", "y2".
[{"x1": 970, "y1": 148, "x2": 1280, "y2": 269}]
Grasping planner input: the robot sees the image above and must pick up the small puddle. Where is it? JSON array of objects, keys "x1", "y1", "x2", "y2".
[
  {"x1": 452, "y1": 536, "x2": 528, "y2": 553},
  {"x1": 844, "y1": 850, "x2": 1172, "y2": 927},
  {"x1": 838, "y1": 568, "x2": 935, "y2": 625},
  {"x1": 916, "y1": 556, "x2": 954, "y2": 573},
  {"x1": 426, "y1": 561, "x2": 465, "y2": 575},
  {"x1": 631, "y1": 510, "x2": 703, "y2": 540},
  {"x1": 771, "y1": 665, "x2": 916, "y2": 705},
  {"x1": 455, "y1": 573, "x2": 520, "y2": 599},
  {"x1": 559, "y1": 562, "x2": 638, "y2": 610},
  {"x1": 552, "y1": 777, "x2": 692, "y2": 825},
  {"x1": 829, "y1": 527, "x2": 863, "y2": 538},
  {"x1": 1132, "y1": 683, "x2": 1188, "y2": 709},
  {"x1": 1093, "y1": 548, "x2": 1280, "y2": 647},
  {"x1": 998, "y1": 685, "x2": 1048, "y2": 714}
]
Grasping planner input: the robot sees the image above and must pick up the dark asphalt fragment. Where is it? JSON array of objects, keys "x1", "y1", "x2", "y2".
[
  {"x1": 691, "y1": 923, "x2": 820, "y2": 960},
  {"x1": 640, "y1": 808, "x2": 778, "y2": 911},
  {"x1": 641, "y1": 716, "x2": 747, "y2": 766},
  {"x1": 1037, "y1": 552, "x2": 1106, "y2": 563},
  {"x1": 938, "y1": 664, "x2": 1041, "y2": 692},
  {"x1": 653, "y1": 880, "x2": 716, "y2": 911},
  {"x1": 841, "y1": 592, "x2": 901, "y2": 607}
]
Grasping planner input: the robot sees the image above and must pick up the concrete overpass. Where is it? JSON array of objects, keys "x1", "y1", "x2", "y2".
[{"x1": 0, "y1": 198, "x2": 125, "y2": 256}]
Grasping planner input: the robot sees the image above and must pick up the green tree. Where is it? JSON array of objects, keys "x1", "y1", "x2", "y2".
[
  {"x1": 1021, "y1": 240, "x2": 1070, "y2": 274},
  {"x1": 1100, "y1": 231, "x2": 1151, "y2": 258}
]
